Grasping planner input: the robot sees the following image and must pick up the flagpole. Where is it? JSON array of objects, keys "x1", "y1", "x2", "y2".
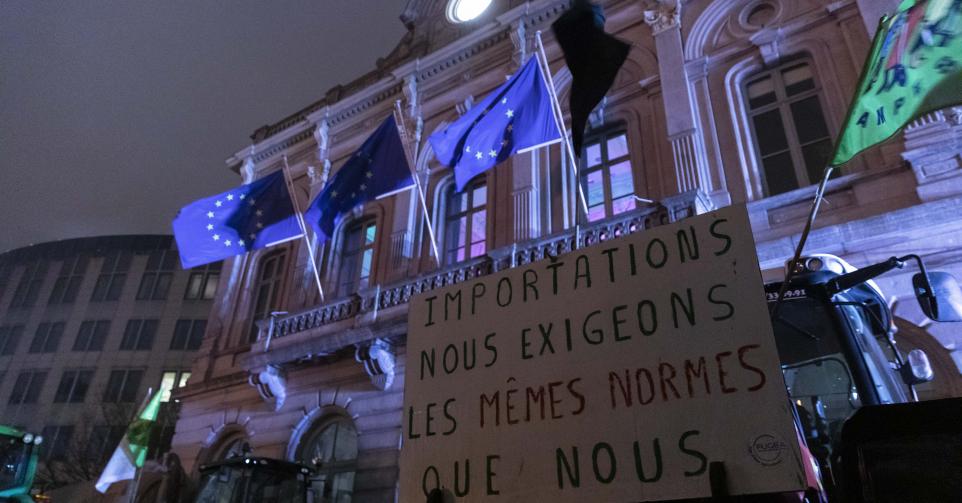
[
  {"x1": 281, "y1": 156, "x2": 326, "y2": 303},
  {"x1": 394, "y1": 101, "x2": 442, "y2": 268},
  {"x1": 126, "y1": 387, "x2": 153, "y2": 503},
  {"x1": 534, "y1": 30, "x2": 591, "y2": 219}
]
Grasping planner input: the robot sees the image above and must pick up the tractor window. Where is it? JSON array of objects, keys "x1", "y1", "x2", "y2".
[{"x1": 0, "y1": 434, "x2": 30, "y2": 492}]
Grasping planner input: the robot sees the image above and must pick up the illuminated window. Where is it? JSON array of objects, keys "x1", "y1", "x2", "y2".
[
  {"x1": 48, "y1": 255, "x2": 88, "y2": 305},
  {"x1": 248, "y1": 250, "x2": 288, "y2": 343},
  {"x1": 745, "y1": 60, "x2": 833, "y2": 195},
  {"x1": 9, "y1": 370, "x2": 47, "y2": 404},
  {"x1": 297, "y1": 416, "x2": 358, "y2": 503},
  {"x1": 446, "y1": 0, "x2": 492, "y2": 23},
  {"x1": 443, "y1": 179, "x2": 487, "y2": 264},
  {"x1": 338, "y1": 220, "x2": 377, "y2": 297},
  {"x1": 73, "y1": 320, "x2": 110, "y2": 352},
  {"x1": 184, "y1": 261, "x2": 221, "y2": 300},
  {"x1": 29, "y1": 322, "x2": 64, "y2": 353},
  {"x1": 158, "y1": 370, "x2": 191, "y2": 402},
  {"x1": 91, "y1": 251, "x2": 131, "y2": 302},
  {"x1": 581, "y1": 131, "x2": 637, "y2": 222},
  {"x1": 137, "y1": 249, "x2": 178, "y2": 301}
]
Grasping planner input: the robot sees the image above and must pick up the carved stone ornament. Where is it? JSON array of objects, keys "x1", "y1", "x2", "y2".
[
  {"x1": 241, "y1": 147, "x2": 256, "y2": 184},
  {"x1": 643, "y1": 0, "x2": 681, "y2": 36},
  {"x1": 248, "y1": 365, "x2": 288, "y2": 411},
  {"x1": 355, "y1": 338, "x2": 397, "y2": 391}
]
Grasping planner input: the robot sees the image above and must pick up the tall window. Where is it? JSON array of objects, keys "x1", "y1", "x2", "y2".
[
  {"x1": 746, "y1": 60, "x2": 832, "y2": 195},
  {"x1": 48, "y1": 256, "x2": 88, "y2": 305},
  {"x1": 170, "y1": 319, "x2": 206, "y2": 351},
  {"x1": 119, "y1": 319, "x2": 158, "y2": 351},
  {"x1": 443, "y1": 180, "x2": 487, "y2": 264},
  {"x1": 248, "y1": 250, "x2": 288, "y2": 343},
  {"x1": 184, "y1": 262, "x2": 221, "y2": 300},
  {"x1": 137, "y1": 249, "x2": 178, "y2": 300},
  {"x1": 54, "y1": 370, "x2": 93, "y2": 403},
  {"x1": 73, "y1": 320, "x2": 110, "y2": 352},
  {"x1": 297, "y1": 416, "x2": 358, "y2": 503},
  {"x1": 103, "y1": 369, "x2": 143, "y2": 403},
  {"x1": 91, "y1": 251, "x2": 131, "y2": 302},
  {"x1": 8, "y1": 370, "x2": 47, "y2": 404},
  {"x1": 581, "y1": 131, "x2": 636, "y2": 222},
  {"x1": 29, "y1": 322, "x2": 64, "y2": 353},
  {"x1": 337, "y1": 220, "x2": 377, "y2": 297},
  {"x1": 0, "y1": 325, "x2": 24, "y2": 356},
  {"x1": 40, "y1": 425, "x2": 74, "y2": 461},
  {"x1": 158, "y1": 370, "x2": 191, "y2": 402},
  {"x1": 9, "y1": 261, "x2": 48, "y2": 309}
]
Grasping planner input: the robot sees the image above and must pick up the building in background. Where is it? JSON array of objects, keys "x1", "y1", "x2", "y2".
[
  {"x1": 172, "y1": 0, "x2": 962, "y2": 501},
  {"x1": 0, "y1": 235, "x2": 219, "y2": 491}
]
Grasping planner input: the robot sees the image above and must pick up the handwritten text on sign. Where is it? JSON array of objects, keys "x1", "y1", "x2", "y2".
[{"x1": 400, "y1": 205, "x2": 805, "y2": 501}]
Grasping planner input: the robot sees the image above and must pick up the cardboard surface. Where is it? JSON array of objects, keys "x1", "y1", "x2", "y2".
[{"x1": 400, "y1": 205, "x2": 806, "y2": 501}]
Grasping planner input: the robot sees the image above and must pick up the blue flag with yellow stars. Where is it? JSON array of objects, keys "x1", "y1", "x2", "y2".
[
  {"x1": 305, "y1": 115, "x2": 414, "y2": 241},
  {"x1": 429, "y1": 56, "x2": 561, "y2": 191},
  {"x1": 172, "y1": 170, "x2": 302, "y2": 269}
]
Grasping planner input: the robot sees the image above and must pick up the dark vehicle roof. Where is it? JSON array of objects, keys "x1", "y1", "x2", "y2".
[{"x1": 198, "y1": 456, "x2": 313, "y2": 476}]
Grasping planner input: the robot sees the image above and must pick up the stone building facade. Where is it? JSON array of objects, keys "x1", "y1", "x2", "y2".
[
  {"x1": 171, "y1": 0, "x2": 962, "y2": 501},
  {"x1": 0, "y1": 235, "x2": 219, "y2": 490}
]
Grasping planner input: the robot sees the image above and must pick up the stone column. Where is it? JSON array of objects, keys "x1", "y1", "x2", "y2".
[
  {"x1": 902, "y1": 108, "x2": 962, "y2": 201},
  {"x1": 644, "y1": 0, "x2": 712, "y2": 196}
]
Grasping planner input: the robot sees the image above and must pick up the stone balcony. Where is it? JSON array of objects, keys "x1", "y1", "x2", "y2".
[{"x1": 242, "y1": 190, "x2": 708, "y2": 375}]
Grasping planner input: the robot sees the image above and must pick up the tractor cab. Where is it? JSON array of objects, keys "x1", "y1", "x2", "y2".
[
  {"x1": 0, "y1": 425, "x2": 41, "y2": 502},
  {"x1": 194, "y1": 456, "x2": 313, "y2": 503}
]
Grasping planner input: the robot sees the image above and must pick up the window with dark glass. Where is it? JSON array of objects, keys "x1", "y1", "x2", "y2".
[
  {"x1": 103, "y1": 369, "x2": 143, "y2": 403},
  {"x1": 338, "y1": 220, "x2": 377, "y2": 297},
  {"x1": 91, "y1": 250, "x2": 132, "y2": 302},
  {"x1": 297, "y1": 416, "x2": 358, "y2": 503},
  {"x1": 0, "y1": 325, "x2": 24, "y2": 355},
  {"x1": 184, "y1": 261, "x2": 221, "y2": 300},
  {"x1": 136, "y1": 249, "x2": 178, "y2": 301},
  {"x1": 53, "y1": 370, "x2": 93, "y2": 403},
  {"x1": 48, "y1": 256, "x2": 88, "y2": 305},
  {"x1": 170, "y1": 320, "x2": 206, "y2": 351},
  {"x1": 90, "y1": 425, "x2": 126, "y2": 463},
  {"x1": 9, "y1": 261, "x2": 48, "y2": 309},
  {"x1": 40, "y1": 425, "x2": 74, "y2": 461},
  {"x1": 72, "y1": 320, "x2": 110, "y2": 351},
  {"x1": 29, "y1": 322, "x2": 64, "y2": 353},
  {"x1": 119, "y1": 319, "x2": 157, "y2": 351},
  {"x1": 0, "y1": 263, "x2": 12, "y2": 301},
  {"x1": 8, "y1": 370, "x2": 47, "y2": 404},
  {"x1": 745, "y1": 60, "x2": 833, "y2": 196},
  {"x1": 248, "y1": 250, "x2": 288, "y2": 343},
  {"x1": 443, "y1": 180, "x2": 487, "y2": 264},
  {"x1": 580, "y1": 131, "x2": 637, "y2": 222}
]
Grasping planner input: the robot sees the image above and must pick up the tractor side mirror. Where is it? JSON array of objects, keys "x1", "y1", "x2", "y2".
[
  {"x1": 912, "y1": 271, "x2": 962, "y2": 322},
  {"x1": 900, "y1": 349, "x2": 934, "y2": 386}
]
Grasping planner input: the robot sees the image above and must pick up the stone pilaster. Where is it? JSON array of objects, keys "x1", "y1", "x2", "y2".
[
  {"x1": 512, "y1": 151, "x2": 541, "y2": 242},
  {"x1": 902, "y1": 108, "x2": 962, "y2": 201}
]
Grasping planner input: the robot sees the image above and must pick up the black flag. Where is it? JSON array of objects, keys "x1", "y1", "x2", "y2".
[{"x1": 551, "y1": 0, "x2": 630, "y2": 154}]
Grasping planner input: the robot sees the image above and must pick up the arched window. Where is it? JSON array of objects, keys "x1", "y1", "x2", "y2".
[
  {"x1": 744, "y1": 59, "x2": 832, "y2": 195},
  {"x1": 580, "y1": 130, "x2": 636, "y2": 222},
  {"x1": 248, "y1": 249, "x2": 288, "y2": 343},
  {"x1": 443, "y1": 178, "x2": 487, "y2": 264},
  {"x1": 208, "y1": 430, "x2": 248, "y2": 462},
  {"x1": 297, "y1": 416, "x2": 358, "y2": 503},
  {"x1": 338, "y1": 219, "x2": 377, "y2": 297}
]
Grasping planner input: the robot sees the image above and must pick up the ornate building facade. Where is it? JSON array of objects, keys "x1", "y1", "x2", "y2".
[{"x1": 171, "y1": 0, "x2": 962, "y2": 501}]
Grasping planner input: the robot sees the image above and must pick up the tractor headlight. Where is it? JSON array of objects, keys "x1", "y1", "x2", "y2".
[
  {"x1": 22, "y1": 434, "x2": 33, "y2": 444},
  {"x1": 33, "y1": 436, "x2": 42, "y2": 445}
]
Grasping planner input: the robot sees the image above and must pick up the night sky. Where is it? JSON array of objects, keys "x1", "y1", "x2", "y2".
[{"x1": 0, "y1": 0, "x2": 408, "y2": 253}]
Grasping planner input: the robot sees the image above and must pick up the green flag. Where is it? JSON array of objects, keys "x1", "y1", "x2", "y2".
[
  {"x1": 95, "y1": 389, "x2": 164, "y2": 493},
  {"x1": 831, "y1": 0, "x2": 962, "y2": 166}
]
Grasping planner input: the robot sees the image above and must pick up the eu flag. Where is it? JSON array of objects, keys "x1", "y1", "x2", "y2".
[
  {"x1": 429, "y1": 57, "x2": 561, "y2": 191},
  {"x1": 172, "y1": 170, "x2": 302, "y2": 269},
  {"x1": 305, "y1": 116, "x2": 414, "y2": 241}
]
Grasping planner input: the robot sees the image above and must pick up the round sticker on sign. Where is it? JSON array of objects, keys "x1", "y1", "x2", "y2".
[{"x1": 749, "y1": 434, "x2": 789, "y2": 466}]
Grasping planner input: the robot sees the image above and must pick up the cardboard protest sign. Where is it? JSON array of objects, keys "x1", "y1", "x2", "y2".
[{"x1": 400, "y1": 204, "x2": 805, "y2": 501}]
